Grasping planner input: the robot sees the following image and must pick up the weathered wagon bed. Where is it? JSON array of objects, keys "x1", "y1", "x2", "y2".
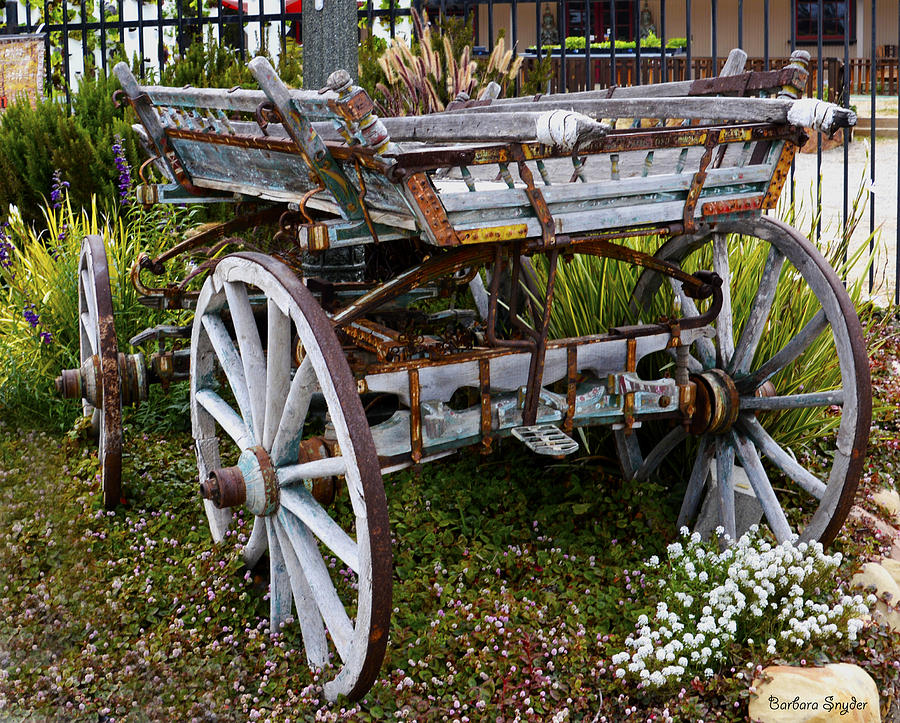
[{"x1": 56, "y1": 49, "x2": 869, "y2": 703}]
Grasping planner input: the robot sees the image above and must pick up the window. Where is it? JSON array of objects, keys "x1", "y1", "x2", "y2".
[
  {"x1": 567, "y1": 1, "x2": 636, "y2": 42},
  {"x1": 795, "y1": 0, "x2": 855, "y2": 44}
]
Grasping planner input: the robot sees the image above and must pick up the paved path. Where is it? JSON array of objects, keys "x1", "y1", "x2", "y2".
[{"x1": 792, "y1": 137, "x2": 899, "y2": 306}]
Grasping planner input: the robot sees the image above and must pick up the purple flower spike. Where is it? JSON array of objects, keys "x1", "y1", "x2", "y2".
[
  {"x1": 23, "y1": 303, "x2": 40, "y2": 328},
  {"x1": 112, "y1": 135, "x2": 132, "y2": 205},
  {"x1": 50, "y1": 170, "x2": 69, "y2": 209}
]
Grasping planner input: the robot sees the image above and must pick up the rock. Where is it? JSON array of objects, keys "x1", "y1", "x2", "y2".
[
  {"x1": 881, "y1": 558, "x2": 900, "y2": 589},
  {"x1": 749, "y1": 663, "x2": 879, "y2": 722},
  {"x1": 851, "y1": 561, "x2": 900, "y2": 632},
  {"x1": 873, "y1": 488, "x2": 900, "y2": 523}
]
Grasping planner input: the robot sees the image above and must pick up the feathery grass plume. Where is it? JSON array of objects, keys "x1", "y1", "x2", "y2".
[{"x1": 374, "y1": 9, "x2": 517, "y2": 116}]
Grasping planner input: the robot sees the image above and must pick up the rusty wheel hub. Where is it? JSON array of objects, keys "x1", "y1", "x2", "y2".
[
  {"x1": 200, "y1": 446, "x2": 280, "y2": 516},
  {"x1": 688, "y1": 369, "x2": 740, "y2": 435},
  {"x1": 55, "y1": 352, "x2": 148, "y2": 406}
]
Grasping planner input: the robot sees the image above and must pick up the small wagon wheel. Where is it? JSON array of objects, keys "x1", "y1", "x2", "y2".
[
  {"x1": 190, "y1": 252, "x2": 392, "y2": 702},
  {"x1": 617, "y1": 216, "x2": 871, "y2": 547},
  {"x1": 77, "y1": 234, "x2": 123, "y2": 509}
]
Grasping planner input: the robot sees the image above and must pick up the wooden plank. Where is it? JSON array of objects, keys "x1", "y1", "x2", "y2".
[{"x1": 439, "y1": 164, "x2": 773, "y2": 213}]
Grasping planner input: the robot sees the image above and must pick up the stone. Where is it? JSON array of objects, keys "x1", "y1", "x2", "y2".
[
  {"x1": 851, "y1": 561, "x2": 900, "y2": 632},
  {"x1": 749, "y1": 663, "x2": 879, "y2": 722},
  {"x1": 872, "y1": 487, "x2": 900, "y2": 523},
  {"x1": 881, "y1": 558, "x2": 900, "y2": 589}
]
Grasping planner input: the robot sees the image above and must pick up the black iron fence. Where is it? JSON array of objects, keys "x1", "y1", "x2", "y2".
[{"x1": 1, "y1": 0, "x2": 899, "y2": 301}]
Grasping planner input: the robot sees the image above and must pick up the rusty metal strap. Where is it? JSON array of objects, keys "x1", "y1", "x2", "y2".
[{"x1": 682, "y1": 129, "x2": 722, "y2": 232}]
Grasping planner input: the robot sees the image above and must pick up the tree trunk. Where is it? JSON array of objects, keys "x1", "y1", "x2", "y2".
[{"x1": 302, "y1": 0, "x2": 359, "y2": 90}]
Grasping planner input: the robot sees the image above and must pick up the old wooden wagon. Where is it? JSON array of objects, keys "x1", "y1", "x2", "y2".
[{"x1": 56, "y1": 48, "x2": 869, "y2": 700}]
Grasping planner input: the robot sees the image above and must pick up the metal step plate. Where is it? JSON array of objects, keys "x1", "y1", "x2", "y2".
[{"x1": 511, "y1": 424, "x2": 579, "y2": 457}]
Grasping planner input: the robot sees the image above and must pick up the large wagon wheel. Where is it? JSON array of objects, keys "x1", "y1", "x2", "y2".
[
  {"x1": 75, "y1": 234, "x2": 123, "y2": 509},
  {"x1": 190, "y1": 253, "x2": 392, "y2": 702},
  {"x1": 616, "y1": 216, "x2": 871, "y2": 547}
]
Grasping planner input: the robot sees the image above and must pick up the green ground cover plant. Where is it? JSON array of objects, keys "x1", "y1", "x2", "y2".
[{"x1": 0, "y1": 317, "x2": 897, "y2": 720}]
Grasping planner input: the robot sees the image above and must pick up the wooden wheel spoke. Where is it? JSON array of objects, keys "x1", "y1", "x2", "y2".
[
  {"x1": 737, "y1": 416, "x2": 827, "y2": 499},
  {"x1": 633, "y1": 426, "x2": 688, "y2": 482},
  {"x1": 224, "y1": 281, "x2": 267, "y2": 443},
  {"x1": 81, "y1": 269, "x2": 99, "y2": 326},
  {"x1": 202, "y1": 314, "x2": 255, "y2": 433},
  {"x1": 266, "y1": 517, "x2": 296, "y2": 631},
  {"x1": 195, "y1": 388, "x2": 254, "y2": 450},
  {"x1": 80, "y1": 311, "x2": 98, "y2": 354},
  {"x1": 667, "y1": 277, "x2": 715, "y2": 368},
  {"x1": 270, "y1": 356, "x2": 318, "y2": 466},
  {"x1": 712, "y1": 232, "x2": 735, "y2": 365},
  {"x1": 277, "y1": 509, "x2": 355, "y2": 661},
  {"x1": 278, "y1": 457, "x2": 349, "y2": 486},
  {"x1": 729, "y1": 246, "x2": 785, "y2": 375},
  {"x1": 271, "y1": 514, "x2": 329, "y2": 667},
  {"x1": 715, "y1": 437, "x2": 737, "y2": 540},
  {"x1": 730, "y1": 429, "x2": 793, "y2": 543},
  {"x1": 263, "y1": 299, "x2": 292, "y2": 450},
  {"x1": 737, "y1": 310, "x2": 828, "y2": 393},
  {"x1": 676, "y1": 436, "x2": 713, "y2": 529},
  {"x1": 280, "y1": 486, "x2": 360, "y2": 573},
  {"x1": 740, "y1": 390, "x2": 843, "y2": 411},
  {"x1": 242, "y1": 517, "x2": 268, "y2": 568}
]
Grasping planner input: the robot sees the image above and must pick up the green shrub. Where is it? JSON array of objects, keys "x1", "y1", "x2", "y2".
[
  {"x1": 0, "y1": 71, "x2": 140, "y2": 226},
  {"x1": 159, "y1": 31, "x2": 303, "y2": 89}
]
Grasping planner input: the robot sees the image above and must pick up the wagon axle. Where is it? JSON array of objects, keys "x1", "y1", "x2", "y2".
[{"x1": 56, "y1": 349, "x2": 190, "y2": 406}]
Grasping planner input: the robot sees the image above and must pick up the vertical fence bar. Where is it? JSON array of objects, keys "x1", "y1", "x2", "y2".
[
  {"x1": 25, "y1": 0, "x2": 33, "y2": 30},
  {"x1": 660, "y1": 0, "x2": 666, "y2": 81},
  {"x1": 585, "y1": 0, "x2": 591, "y2": 90},
  {"x1": 511, "y1": 0, "x2": 519, "y2": 92},
  {"x1": 117, "y1": 0, "x2": 124, "y2": 50},
  {"x1": 137, "y1": 0, "x2": 145, "y2": 78},
  {"x1": 62, "y1": 0, "x2": 71, "y2": 107},
  {"x1": 815, "y1": 0, "x2": 823, "y2": 244},
  {"x1": 237, "y1": 0, "x2": 245, "y2": 60},
  {"x1": 389, "y1": 0, "x2": 395, "y2": 39},
  {"x1": 634, "y1": 0, "x2": 640, "y2": 85},
  {"x1": 869, "y1": 0, "x2": 876, "y2": 291},
  {"x1": 610, "y1": 0, "x2": 617, "y2": 82},
  {"x1": 710, "y1": 0, "x2": 716, "y2": 72},
  {"x1": 558, "y1": 0, "x2": 566, "y2": 90},
  {"x1": 176, "y1": 0, "x2": 183, "y2": 57},
  {"x1": 280, "y1": 0, "x2": 286, "y2": 55},
  {"x1": 532, "y1": 0, "x2": 538, "y2": 64},
  {"x1": 99, "y1": 0, "x2": 107, "y2": 72},
  {"x1": 737, "y1": 0, "x2": 742, "y2": 48},
  {"x1": 80, "y1": 0, "x2": 88, "y2": 73},
  {"x1": 684, "y1": 0, "x2": 690, "y2": 78},
  {"x1": 763, "y1": 0, "x2": 769, "y2": 69},
  {"x1": 789, "y1": 0, "x2": 796, "y2": 210},
  {"x1": 156, "y1": 0, "x2": 164, "y2": 73},
  {"x1": 841, "y1": 0, "x2": 850, "y2": 268},
  {"x1": 42, "y1": 0, "x2": 51, "y2": 92}
]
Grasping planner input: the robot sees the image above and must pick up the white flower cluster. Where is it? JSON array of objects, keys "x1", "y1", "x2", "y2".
[{"x1": 612, "y1": 527, "x2": 871, "y2": 688}]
